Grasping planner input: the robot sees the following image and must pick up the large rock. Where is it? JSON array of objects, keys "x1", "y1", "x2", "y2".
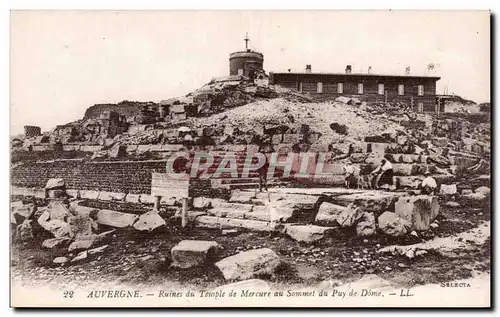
[
  {"x1": 285, "y1": 225, "x2": 334, "y2": 243},
  {"x1": 356, "y1": 212, "x2": 376, "y2": 236},
  {"x1": 11, "y1": 202, "x2": 35, "y2": 224},
  {"x1": 99, "y1": 191, "x2": 126, "y2": 201},
  {"x1": 463, "y1": 192, "x2": 487, "y2": 202},
  {"x1": 42, "y1": 237, "x2": 71, "y2": 249},
  {"x1": 194, "y1": 216, "x2": 274, "y2": 232},
  {"x1": 394, "y1": 196, "x2": 440, "y2": 231},
  {"x1": 333, "y1": 192, "x2": 400, "y2": 215},
  {"x1": 133, "y1": 210, "x2": 166, "y2": 232},
  {"x1": 45, "y1": 178, "x2": 65, "y2": 190},
  {"x1": 171, "y1": 240, "x2": 219, "y2": 269},
  {"x1": 315, "y1": 202, "x2": 347, "y2": 226},
  {"x1": 193, "y1": 197, "x2": 212, "y2": 209},
  {"x1": 37, "y1": 211, "x2": 72, "y2": 238},
  {"x1": 96, "y1": 210, "x2": 139, "y2": 228},
  {"x1": 215, "y1": 248, "x2": 280, "y2": 281},
  {"x1": 378, "y1": 212, "x2": 411, "y2": 237},
  {"x1": 68, "y1": 214, "x2": 97, "y2": 239},
  {"x1": 439, "y1": 184, "x2": 457, "y2": 196},
  {"x1": 335, "y1": 204, "x2": 365, "y2": 227},
  {"x1": 475, "y1": 186, "x2": 490, "y2": 196}
]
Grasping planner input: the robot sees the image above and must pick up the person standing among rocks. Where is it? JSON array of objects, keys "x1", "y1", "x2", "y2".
[{"x1": 371, "y1": 157, "x2": 394, "y2": 190}]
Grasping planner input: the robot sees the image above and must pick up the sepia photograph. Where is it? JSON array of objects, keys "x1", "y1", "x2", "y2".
[{"x1": 9, "y1": 10, "x2": 491, "y2": 308}]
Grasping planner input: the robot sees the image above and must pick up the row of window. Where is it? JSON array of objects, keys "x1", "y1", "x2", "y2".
[{"x1": 310, "y1": 83, "x2": 425, "y2": 96}]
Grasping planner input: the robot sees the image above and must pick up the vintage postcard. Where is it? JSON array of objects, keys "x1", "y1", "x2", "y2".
[{"x1": 10, "y1": 10, "x2": 491, "y2": 308}]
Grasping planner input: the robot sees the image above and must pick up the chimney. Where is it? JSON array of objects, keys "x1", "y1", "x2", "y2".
[
  {"x1": 345, "y1": 65, "x2": 352, "y2": 74},
  {"x1": 305, "y1": 64, "x2": 312, "y2": 73},
  {"x1": 405, "y1": 66, "x2": 411, "y2": 75}
]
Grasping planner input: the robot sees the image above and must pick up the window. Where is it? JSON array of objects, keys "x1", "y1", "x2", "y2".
[
  {"x1": 398, "y1": 84, "x2": 404, "y2": 96},
  {"x1": 358, "y1": 83, "x2": 364, "y2": 94},
  {"x1": 378, "y1": 84, "x2": 384, "y2": 95},
  {"x1": 337, "y1": 83, "x2": 343, "y2": 94},
  {"x1": 418, "y1": 102, "x2": 424, "y2": 113},
  {"x1": 418, "y1": 85, "x2": 424, "y2": 96},
  {"x1": 317, "y1": 82, "x2": 323, "y2": 93}
]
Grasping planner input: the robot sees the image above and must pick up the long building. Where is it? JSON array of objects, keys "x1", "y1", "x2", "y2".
[{"x1": 269, "y1": 65, "x2": 441, "y2": 112}]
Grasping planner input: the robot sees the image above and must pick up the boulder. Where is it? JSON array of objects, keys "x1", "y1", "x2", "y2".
[
  {"x1": 53, "y1": 257, "x2": 68, "y2": 265},
  {"x1": 193, "y1": 197, "x2": 212, "y2": 209},
  {"x1": 96, "y1": 210, "x2": 139, "y2": 228},
  {"x1": 378, "y1": 212, "x2": 411, "y2": 237},
  {"x1": 47, "y1": 201, "x2": 72, "y2": 222},
  {"x1": 285, "y1": 225, "x2": 334, "y2": 243},
  {"x1": 171, "y1": 240, "x2": 219, "y2": 269},
  {"x1": 45, "y1": 178, "x2": 65, "y2": 190},
  {"x1": 445, "y1": 201, "x2": 460, "y2": 207},
  {"x1": 463, "y1": 192, "x2": 487, "y2": 201},
  {"x1": 215, "y1": 248, "x2": 280, "y2": 281},
  {"x1": 37, "y1": 212, "x2": 72, "y2": 238},
  {"x1": 68, "y1": 235, "x2": 97, "y2": 252},
  {"x1": 99, "y1": 191, "x2": 126, "y2": 201},
  {"x1": 42, "y1": 237, "x2": 71, "y2": 249},
  {"x1": 315, "y1": 202, "x2": 347, "y2": 226},
  {"x1": 333, "y1": 192, "x2": 400, "y2": 214},
  {"x1": 68, "y1": 214, "x2": 97, "y2": 239},
  {"x1": 475, "y1": 186, "x2": 490, "y2": 196},
  {"x1": 11, "y1": 202, "x2": 35, "y2": 224},
  {"x1": 335, "y1": 204, "x2": 365, "y2": 227},
  {"x1": 133, "y1": 210, "x2": 166, "y2": 232},
  {"x1": 16, "y1": 220, "x2": 34, "y2": 242},
  {"x1": 394, "y1": 196, "x2": 440, "y2": 231},
  {"x1": 229, "y1": 191, "x2": 256, "y2": 204},
  {"x1": 439, "y1": 184, "x2": 457, "y2": 196},
  {"x1": 461, "y1": 189, "x2": 473, "y2": 195},
  {"x1": 356, "y1": 212, "x2": 376, "y2": 236}
]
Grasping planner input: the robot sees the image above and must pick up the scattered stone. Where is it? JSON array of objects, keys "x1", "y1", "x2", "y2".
[
  {"x1": 71, "y1": 251, "x2": 88, "y2": 263},
  {"x1": 45, "y1": 178, "x2": 65, "y2": 190},
  {"x1": 398, "y1": 263, "x2": 408, "y2": 268},
  {"x1": 445, "y1": 201, "x2": 460, "y2": 207},
  {"x1": 378, "y1": 212, "x2": 411, "y2": 237},
  {"x1": 96, "y1": 210, "x2": 139, "y2": 228},
  {"x1": 88, "y1": 245, "x2": 108, "y2": 255},
  {"x1": 439, "y1": 184, "x2": 457, "y2": 196},
  {"x1": 68, "y1": 214, "x2": 98, "y2": 239},
  {"x1": 53, "y1": 257, "x2": 68, "y2": 265},
  {"x1": 285, "y1": 225, "x2": 334, "y2": 244},
  {"x1": 314, "y1": 202, "x2": 347, "y2": 226},
  {"x1": 475, "y1": 186, "x2": 490, "y2": 196},
  {"x1": 16, "y1": 220, "x2": 34, "y2": 242},
  {"x1": 410, "y1": 231, "x2": 419, "y2": 238},
  {"x1": 47, "y1": 201, "x2": 72, "y2": 222},
  {"x1": 222, "y1": 229, "x2": 239, "y2": 236},
  {"x1": 171, "y1": 240, "x2": 219, "y2": 269},
  {"x1": 356, "y1": 212, "x2": 376, "y2": 236},
  {"x1": 385, "y1": 266, "x2": 392, "y2": 271},
  {"x1": 42, "y1": 237, "x2": 71, "y2": 249},
  {"x1": 133, "y1": 210, "x2": 166, "y2": 232},
  {"x1": 430, "y1": 223, "x2": 439, "y2": 229},
  {"x1": 193, "y1": 196, "x2": 212, "y2": 209},
  {"x1": 215, "y1": 248, "x2": 280, "y2": 281},
  {"x1": 415, "y1": 250, "x2": 428, "y2": 257},
  {"x1": 394, "y1": 196, "x2": 440, "y2": 231},
  {"x1": 461, "y1": 189, "x2": 473, "y2": 195}
]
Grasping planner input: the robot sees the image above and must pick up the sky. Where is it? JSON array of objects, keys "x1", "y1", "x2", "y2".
[{"x1": 10, "y1": 10, "x2": 490, "y2": 135}]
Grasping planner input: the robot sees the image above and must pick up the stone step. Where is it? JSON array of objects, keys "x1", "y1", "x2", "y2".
[{"x1": 193, "y1": 215, "x2": 275, "y2": 232}]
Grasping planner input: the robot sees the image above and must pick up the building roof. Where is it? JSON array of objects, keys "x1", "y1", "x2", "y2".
[{"x1": 271, "y1": 71, "x2": 440, "y2": 80}]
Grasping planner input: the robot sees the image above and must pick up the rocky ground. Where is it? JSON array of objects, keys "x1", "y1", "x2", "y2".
[{"x1": 11, "y1": 181, "x2": 490, "y2": 294}]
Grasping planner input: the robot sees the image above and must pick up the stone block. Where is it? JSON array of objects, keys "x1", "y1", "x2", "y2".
[
  {"x1": 378, "y1": 212, "x2": 411, "y2": 237},
  {"x1": 133, "y1": 210, "x2": 166, "y2": 232},
  {"x1": 215, "y1": 248, "x2": 280, "y2": 281},
  {"x1": 285, "y1": 225, "x2": 335, "y2": 243},
  {"x1": 96, "y1": 210, "x2": 139, "y2": 228},
  {"x1": 394, "y1": 196, "x2": 440, "y2": 231},
  {"x1": 171, "y1": 240, "x2": 219, "y2": 269}
]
